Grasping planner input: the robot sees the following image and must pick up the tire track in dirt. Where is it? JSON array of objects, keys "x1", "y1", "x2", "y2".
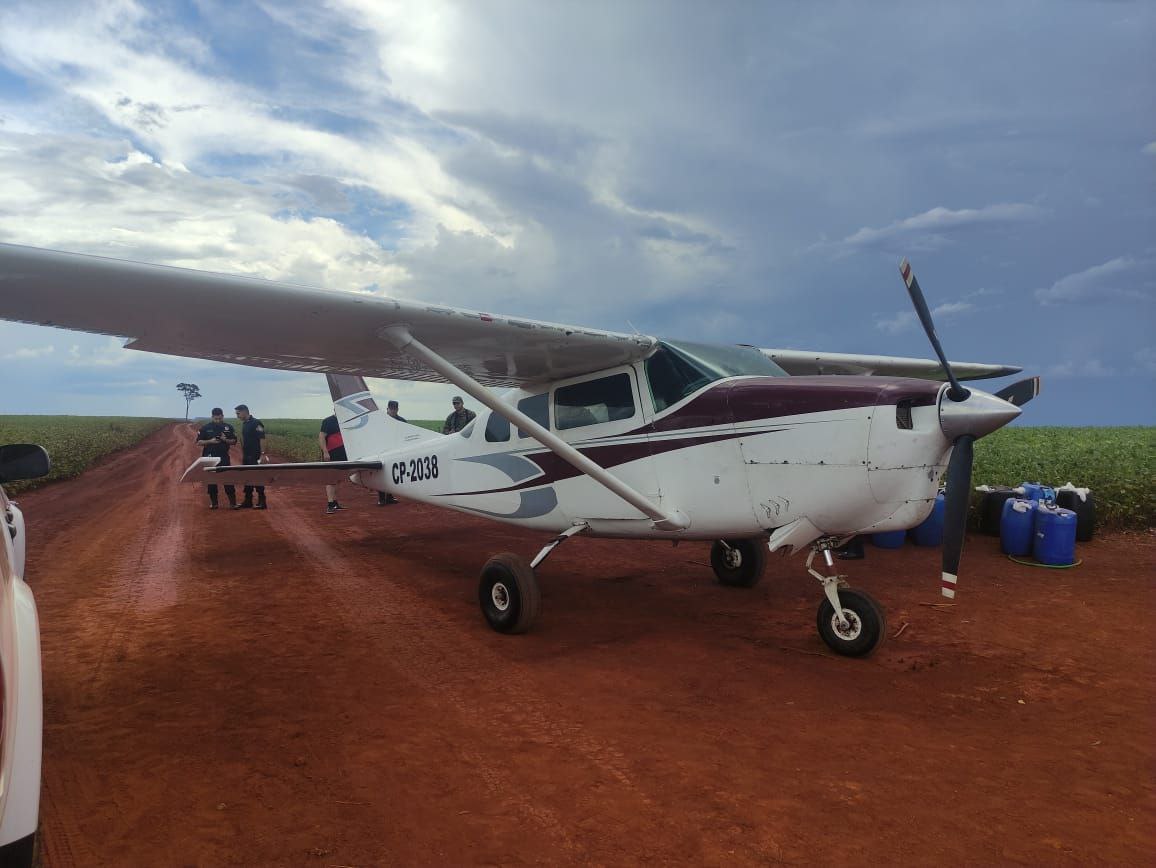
[
  {"x1": 84, "y1": 425, "x2": 190, "y2": 695},
  {"x1": 34, "y1": 424, "x2": 193, "y2": 868},
  {"x1": 20, "y1": 425, "x2": 1156, "y2": 865},
  {"x1": 263, "y1": 493, "x2": 676, "y2": 857}
]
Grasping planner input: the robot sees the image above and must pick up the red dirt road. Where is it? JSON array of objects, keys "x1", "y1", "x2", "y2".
[{"x1": 19, "y1": 423, "x2": 1155, "y2": 865}]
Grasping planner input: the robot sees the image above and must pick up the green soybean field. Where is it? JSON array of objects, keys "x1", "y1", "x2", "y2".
[
  {"x1": 971, "y1": 426, "x2": 1153, "y2": 530},
  {"x1": 0, "y1": 415, "x2": 169, "y2": 492}
]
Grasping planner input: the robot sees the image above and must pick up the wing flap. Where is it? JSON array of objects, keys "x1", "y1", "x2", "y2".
[
  {"x1": 760, "y1": 348, "x2": 1020, "y2": 381},
  {"x1": 180, "y1": 457, "x2": 383, "y2": 487}
]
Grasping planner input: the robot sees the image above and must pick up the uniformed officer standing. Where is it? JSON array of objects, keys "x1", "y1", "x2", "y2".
[
  {"x1": 195, "y1": 407, "x2": 238, "y2": 509},
  {"x1": 442, "y1": 396, "x2": 476, "y2": 434},
  {"x1": 234, "y1": 404, "x2": 268, "y2": 510}
]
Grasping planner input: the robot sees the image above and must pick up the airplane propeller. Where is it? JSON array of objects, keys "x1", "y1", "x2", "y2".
[{"x1": 898, "y1": 258, "x2": 1021, "y2": 598}]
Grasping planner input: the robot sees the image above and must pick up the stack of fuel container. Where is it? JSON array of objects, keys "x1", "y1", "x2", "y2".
[{"x1": 975, "y1": 482, "x2": 1095, "y2": 566}]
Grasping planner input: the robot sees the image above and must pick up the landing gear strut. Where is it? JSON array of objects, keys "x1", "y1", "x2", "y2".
[
  {"x1": 807, "y1": 540, "x2": 886, "y2": 657},
  {"x1": 477, "y1": 523, "x2": 588, "y2": 634}
]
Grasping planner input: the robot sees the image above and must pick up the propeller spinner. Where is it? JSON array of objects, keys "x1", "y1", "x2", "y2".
[{"x1": 898, "y1": 259, "x2": 1024, "y2": 598}]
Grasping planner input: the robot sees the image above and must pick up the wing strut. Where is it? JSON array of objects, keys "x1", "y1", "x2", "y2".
[{"x1": 381, "y1": 326, "x2": 689, "y2": 532}]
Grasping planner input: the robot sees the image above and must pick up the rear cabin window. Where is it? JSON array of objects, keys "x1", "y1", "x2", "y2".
[
  {"x1": 517, "y1": 393, "x2": 549, "y2": 438},
  {"x1": 485, "y1": 410, "x2": 511, "y2": 442},
  {"x1": 554, "y1": 373, "x2": 636, "y2": 430}
]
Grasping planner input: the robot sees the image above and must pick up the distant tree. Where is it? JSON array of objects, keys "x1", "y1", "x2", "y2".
[{"x1": 176, "y1": 382, "x2": 202, "y2": 420}]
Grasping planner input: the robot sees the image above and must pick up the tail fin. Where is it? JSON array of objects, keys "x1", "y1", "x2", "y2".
[{"x1": 326, "y1": 374, "x2": 440, "y2": 458}]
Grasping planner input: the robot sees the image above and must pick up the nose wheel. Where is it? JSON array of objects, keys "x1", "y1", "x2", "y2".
[{"x1": 807, "y1": 543, "x2": 886, "y2": 657}]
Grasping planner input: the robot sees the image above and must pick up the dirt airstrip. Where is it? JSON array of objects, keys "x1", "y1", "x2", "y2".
[{"x1": 18, "y1": 423, "x2": 1155, "y2": 865}]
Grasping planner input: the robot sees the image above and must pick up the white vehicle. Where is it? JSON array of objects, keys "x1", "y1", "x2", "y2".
[
  {"x1": 0, "y1": 245, "x2": 1039, "y2": 657},
  {"x1": 0, "y1": 444, "x2": 49, "y2": 868}
]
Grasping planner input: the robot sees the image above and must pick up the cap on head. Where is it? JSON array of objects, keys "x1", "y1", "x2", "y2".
[
  {"x1": 234, "y1": 404, "x2": 249, "y2": 413},
  {"x1": 211, "y1": 407, "x2": 223, "y2": 416},
  {"x1": 452, "y1": 396, "x2": 463, "y2": 405}
]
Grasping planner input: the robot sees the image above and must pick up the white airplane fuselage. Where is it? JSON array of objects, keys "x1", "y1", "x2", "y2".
[{"x1": 345, "y1": 370, "x2": 954, "y2": 542}]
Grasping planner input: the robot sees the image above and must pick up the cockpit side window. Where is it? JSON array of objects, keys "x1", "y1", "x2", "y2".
[
  {"x1": 645, "y1": 340, "x2": 786, "y2": 412},
  {"x1": 645, "y1": 345, "x2": 713, "y2": 412},
  {"x1": 516, "y1": 393, "x2": 549, "y2": 438},
  {"x1": 554, "y1": 372, "x2": 636, "y2": 430}
]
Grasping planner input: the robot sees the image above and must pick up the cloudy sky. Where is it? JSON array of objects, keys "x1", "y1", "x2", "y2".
[{"x1": 0, "y1": 0, "x2": 1152, "y2": 424}]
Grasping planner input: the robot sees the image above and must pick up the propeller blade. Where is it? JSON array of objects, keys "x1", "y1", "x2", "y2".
[
  {"x1": 899, "y1": 258, "x2": 970, "y2": 402},
  {"x1": 941, "y1": 434, "x2": 975, "y2": 599},
  {"x1": 995, "y1": 376, "x2": 1042, "y2": 408}
]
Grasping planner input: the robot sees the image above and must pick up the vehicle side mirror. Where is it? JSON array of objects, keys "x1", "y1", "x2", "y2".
[{"x1": 0, "y1": 444, "x2": 52, "y2": 484}]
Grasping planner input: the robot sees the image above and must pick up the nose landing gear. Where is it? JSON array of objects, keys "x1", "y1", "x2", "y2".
[{"x1": 807, "y1": 541, "x2": 886, "y2": 657}]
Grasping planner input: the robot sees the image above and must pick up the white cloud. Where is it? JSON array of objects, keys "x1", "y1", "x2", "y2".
[
  {"x1": 1143, "y1": 141, "x2": 1156, "y2": 156},
  {"x1": 841, "y1": 203, "x2": 1044, "y2": 250},
  {"x1": 1045, "y1": 358, "x2": 1115, "y2": 378},
  {"x1": 1, "y1": 344, "x2": 54, "y2": 359},
  {"x1": 1034, "y1": 257, "x2": 1149, "y2": 305},
  {"x1": 875, "y1": 301, "x2": 973, "y2": 334}
]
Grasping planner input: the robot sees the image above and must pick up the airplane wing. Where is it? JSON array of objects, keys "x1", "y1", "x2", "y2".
[
  {"x1": 0, "y1": 244, "x2": 655, "y2": 388},
  {"x1": 758, "y1": 348, "x2": 1020, "y2": 381},
  {"x1": 180, "y1": 457, "x2": 383, "y2": 487}
]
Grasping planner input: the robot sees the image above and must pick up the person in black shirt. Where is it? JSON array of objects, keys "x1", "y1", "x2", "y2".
[
  {"x1": 319, "y1": 414, "x2": 347, "y2": 514},
  {"x1": 233, "y1": 404, "x2": 268, "y2": 510},
  {"x1": 378, "y1": 400, "x2": 406, "y2": 505},
  {"x1": 195, "y1": 407, "x2": 238, "y2": 509}
]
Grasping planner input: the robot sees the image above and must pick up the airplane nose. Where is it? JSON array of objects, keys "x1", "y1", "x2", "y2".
[{"x1": 938, "y1": 387, "x2": 1021, "y2": 441}]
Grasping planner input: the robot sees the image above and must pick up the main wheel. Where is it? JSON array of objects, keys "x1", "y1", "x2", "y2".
[
  {"x1": 816, "y1": 588, "x2": 887, "y2": 657},
  {"x1": 710, "y1": 539, "x2": 767, "y2": 588},
  {"x1": 478, "y1": 553, "x2": 541, "y2": 634}
]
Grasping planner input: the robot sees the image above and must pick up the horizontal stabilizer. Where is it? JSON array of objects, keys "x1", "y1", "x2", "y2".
[{"x1": 180, "y1": 456, "x2": 383, "y2": 487}]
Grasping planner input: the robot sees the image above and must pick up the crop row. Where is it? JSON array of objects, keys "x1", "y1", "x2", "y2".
[
  {"x1": 970, "y1": 426, "x2": 1153, "y2": 530},
  {"x1": 0, "y1": 415, "x2": 169, "y2": 492}
]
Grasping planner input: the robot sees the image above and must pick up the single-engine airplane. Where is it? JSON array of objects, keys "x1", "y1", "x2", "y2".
[{"x1": 0, "y1": 243, "x2": 1038, "y2": 656}]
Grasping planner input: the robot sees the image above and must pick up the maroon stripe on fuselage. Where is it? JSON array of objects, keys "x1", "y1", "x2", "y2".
[{"x1": 632, "y1": 375, "x2": 941, "y2": 435}]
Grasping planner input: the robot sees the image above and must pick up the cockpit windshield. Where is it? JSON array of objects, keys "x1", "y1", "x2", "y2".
[{"x1": 645, "y1": 340, "x2": 787, "y2": 412}]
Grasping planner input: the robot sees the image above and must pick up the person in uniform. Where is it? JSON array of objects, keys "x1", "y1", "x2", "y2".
[
  {"x1": 233, "y1": 404, "x2": 268, "y2": 509},
  {"x1": 378, "y1": 400, "x2": 406, "y2": 505},
  {"x1": 195, "y1": 407, "x2": 237, "y2": 509},
  {"x1": 442, "y1": 396, "x2": 476, "y2": 435},
  {"x1": 319, "y1": 414, "x2": 347, "y2": 514}
]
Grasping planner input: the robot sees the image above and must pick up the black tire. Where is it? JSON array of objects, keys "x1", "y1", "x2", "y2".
[
  {"x1": 816, "y1": 588, "x2": 887, "y2": 657},
  {"x1": 710, "y1": 539, "x2": 767, "y2": 588},
  {"x1": 0, "y1": 828, "x2": 38, "y2": 868},
  {"x1": 478, "y1": 553, "x2": 541, "y2": 634}
]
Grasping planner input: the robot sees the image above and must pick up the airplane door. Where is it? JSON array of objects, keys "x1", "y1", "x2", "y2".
[{"x1": 550, "y1": 366, "x2": 661, "y2": 522}]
